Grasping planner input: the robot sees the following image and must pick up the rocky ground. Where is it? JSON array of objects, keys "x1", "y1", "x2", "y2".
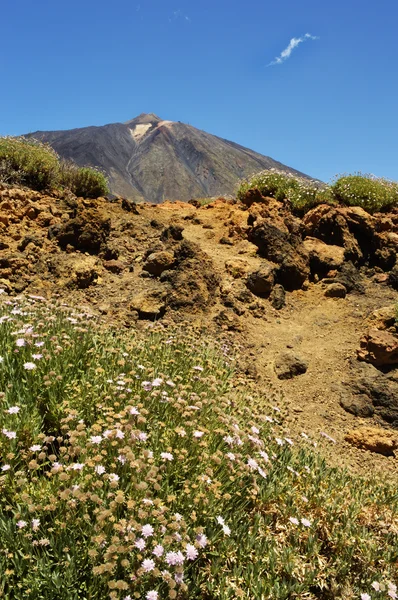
[{"x1": 0, "y1": 183, "x2": 397, "y2": 478}]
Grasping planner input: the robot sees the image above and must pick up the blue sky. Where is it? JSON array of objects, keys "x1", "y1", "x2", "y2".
[{"x1": 1, "y1": 0, "x2": 397, "y2": 182}]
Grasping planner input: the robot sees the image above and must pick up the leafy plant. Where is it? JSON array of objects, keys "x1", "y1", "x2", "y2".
[
  {"x1": 331, "y1": 173, "x2": 398, "y2": 214},
  {"x1": 0, "y1": 136, "x2": 60, "y2": 191},
  {"x1": 0, "y1": 137, "x2": 109, "y2": 198}
]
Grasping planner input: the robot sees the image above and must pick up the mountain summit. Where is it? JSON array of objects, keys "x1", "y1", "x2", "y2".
[{"x1": 28, "y1": 114, "x2": 309, "y2": 202}]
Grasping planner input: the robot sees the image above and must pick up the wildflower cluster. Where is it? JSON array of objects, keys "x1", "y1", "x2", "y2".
[
  {"x1": 237, "y1": 168, "x2": 398, "y2": 215},
  {"x1": 0, "y1": 296, "x2": 396, "y2": 599}
]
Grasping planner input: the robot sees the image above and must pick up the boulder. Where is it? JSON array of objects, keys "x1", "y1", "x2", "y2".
[
  {"x1": 103, "y1": 259, "x2": 125, "y2": 274},
  {"x1": 130, "y1": 293, "x2": 166, "y2": 320},
  {"x1": 276, "y1": 248, "x2": 310, "y2": 291},
  {"x1": 274, "y1": 352, "x2": 308, "y2": 380},
  {"x1": 54, "y1": 209, "x2": 110, "y2": 254},
  {"x1": 303, "y1": 237, "x2": 345, "y2": 277},
  {"x1": 357, "y1": 329, "x2": 398, "y2": 367},
  {"x1": 344, "y1": 426, "x2": 397, "y2": 456},
  {"x1": 246, "y1": 263, "x2": 275, "y2": 298},
  {"x1": 225, "y1": 259, "x2": 250, "y2": 279},
  {"x1": 143, "y1": 251, "x2": 175, "y2": 276},
  {"x1": 269, "y1": 284, "x2": 286, "y2": 310},
  {"x1": 339, "y1": 394, "x2": 374, "y2": 418},
  {"x1": 240, "y1": 188, "x2": 265, "y2": 207},
  {"x1": 389, "y1": 264, "x2": 398, "y2": 290},
  {"x1": 324, "y1": 283, "x2": 347, "y2": 298},
  {"x1": 303, "y1": 205, "x2": 363, "y2": 263},
  {"x1": 366, "y1": 306, "x2": 397, "y2": 331}
]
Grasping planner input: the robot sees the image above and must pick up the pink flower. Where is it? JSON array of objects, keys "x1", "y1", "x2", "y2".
[
  {"x1": 152, "y1": 544, "x2": 164, "y2": 557},
  {"x1": 16, "y1": 520, "x2": 27, "y2": 528},
  {"x1": 185, "y1": 544, "x2": 198, "y2": 560},
  {"x1": 134, "y1": 538, "x2": 146, "y2": 550},
  {"x1": 23, "y1": 362, "x2": 36, "y2": 371},
  {"x1": 360, "y1": 594, "x2": 371, "y2": 600},
  {"x1": 196, "y1": 533, "x2": 208, "y2": 548},
  {"x1": 141, "y1": 558, "x2": 155, "y2": 572},
  {"x1": 301, "y1": 518, "x2": 311, "y2": 527},
  {"x1": 146, "y1": 592, "x2": 158, "y2": 600},
  {"x1": 161, "y1": 452, "x2": 173, "y2": 461},
  {"x1": 141, "y1": 524, "x2": 154, "y2": 538},
  {"x1": 16, "y1": 338, "x2": 25, "y2": 347}
]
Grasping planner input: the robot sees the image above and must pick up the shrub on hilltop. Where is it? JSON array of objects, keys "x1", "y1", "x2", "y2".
[
  {"x1": 237, "y1": 169, "x2": 398, "y2": 215},
  {"x1": 0, "y1": 136, "x2": 108, "y2": 198},
  {"x1": 237, "y1": 169, "x2": 335, "y2": 215},
  {"x1": 331, "y1": 173, "x2": 398, "y2": 214},
  {"x1": 0, "y1": 295, "x2": 397, "y2": 599}
]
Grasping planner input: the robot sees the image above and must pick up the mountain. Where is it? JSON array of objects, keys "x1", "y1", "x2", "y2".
[{"x1": 28, "y1": 113, "x2": 310, "y2": 203}]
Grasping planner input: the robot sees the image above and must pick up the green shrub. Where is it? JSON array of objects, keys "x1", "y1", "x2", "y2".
[
  {"x1": 59, "y1": 162, "x2": 109, "y2": 198},
  {"x1": 0, "y1": 295, "x2": 397, "y2": 599},
  {"x1": 0, "y1": 137, "x2": 109, "y2": 198},
  {"x1": 331, "y1": 173, "x2": 398, "y2": 213},
  {"x1": 0, "y1": 137, "x2": 60, "y2": 191},
  {"x1": 237, "y1": 169, "x2": 334, "y2": 215}
]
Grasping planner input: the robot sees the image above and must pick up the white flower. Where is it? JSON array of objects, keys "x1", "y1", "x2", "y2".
[
  {"x1": 129, "y1": 407, "x2": 140, "y2": 415},
  {"x1": 71, "y1": 463, "x2": 84, "y2": 471},
  {"x1": 185, "y1": 544, "x2": 198, "y2": 560},
  {"x1": 226, "y1": 452, "x2": 235, "y2": 461},
  {"x1": 196, "y1": 533, "x2": 208, "y2": 548},
  {"x1": 141, "y1": 558, "x2": 155, "y2": 572},
  {"x1": 94, "y1": 465, "x2": 106, "y2": 475},
  {"x1": 193, "y1": 430, "x2": 204, "y2": 438},
  {"x1": 1, "y1": 464, "x2": 10, "y2": 471},
  {"x1": 161, "y1": 452, "x2": 173, "y2": 461},
  {"x1": 16, "y1": 338, "x2": 26, "y2": 347},
  {"x1": 141, "y1": 524, "x2": 154, "y2": 538},
  {"x1": 90, "y1": 435, "x2": 102, "y2": 444},
  {"x1": 108, "y1": 473, "x2": 119, "y2": 483},
  {"x1": 222, "y1": 524, "x2": 231, "y2": 536},
  {"x1": 32, "y1": 354, "x2": 43, "y2": 360},
  {"x1": 301, "y1": 518, "x2": 311, "y2": 527},
  {"x1": 7, "y1": 406, "x2": 20, "y2": 414},
  {"x1": 192, "y1": 365, "x2": 203, "y2": 371},
  {"x1": 146, "y1": 592, "x2": 158, "y2": 600},
  {"x1": 152, "y1": 544, "x2": 164, "y2": 557},
  {"x1": 289, "y1": 517, "x2": 299, "y2": 525},
  {"x1": 23, "y1": 362, "x2": 36, "y2": 371},
  {"x1": 134, "y1": 538, "x2": 146, "y2": 550},
  {"x1": 360, "y1": 594, "x2": 371, "y2": 600},
  {"x1": 152, "y1": 377, "x2": 163, "y2": 387},
  {"x1": 16, "y1": 520, "x2": 27, "y2": 528},
  {"x1": 32, "y1": 518, "x2": 40, "y2": 530},
  {"x1": 247, "y1": 458, "x2": 258, "y2": 470},
  {"x1": 115, "y1": 429, "x2": 124, "y2": 439},
  {"x1": 2, "y1": 429, "x2": 16, "y2": 439},
  {"x1": 216, "y1": 516, "x2": 225, "y2": 525},
  {"x1": 30, "y1": 444, "x2": 42, "y2": 452}
]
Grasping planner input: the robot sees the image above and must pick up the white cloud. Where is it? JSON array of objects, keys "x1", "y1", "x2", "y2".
[
  {"x1": 268, "y1": 33, "x2": 319, "y2": 66},
  {"x1": 169, "y1": 9, "x2": 191, "y2": 23}
]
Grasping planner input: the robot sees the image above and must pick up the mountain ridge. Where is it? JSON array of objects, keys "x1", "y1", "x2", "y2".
[{"x1": 27, "y1": 114, "x2": 312, "y2": 203}]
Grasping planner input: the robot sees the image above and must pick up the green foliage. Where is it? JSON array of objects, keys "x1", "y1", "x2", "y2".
[
  {"x1": 0, "y1": 296, "x2": 397, "y2": 599},
  {"x1": 237, "y1": 169, "x2": 335, "y2": 215},
  {"x1": 0, "y1": 137, "x2": 59, "y2": 191},
  {"x1": 0, "y1": 137, "x2": 109, "y2": 198},
  {"x1": 59, "y1": 162, "x2": 109, "y2": 198},
  {"x1": 331, "y1": 173, "x2": 398, "y2": 213},
  {"x1": 238, "y1": 169, "x2": 398, "y2": 215}
]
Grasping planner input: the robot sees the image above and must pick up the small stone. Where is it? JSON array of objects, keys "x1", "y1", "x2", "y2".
[
  {"x1": 269, "y1": 284, "x2": 286, "y2": 310},
  {"x1": 143, "y1": 251, "x2": 175, "y2": 276},
  {"x1": 246, "y1": 263, "x2": 275, "y2": 298},
  {"x1": 324, "y1": 283, "x2": 347, "y2": 298},
  {"x1": 103, "y1": 259, "x2": 125, "y2": 274},
  {"x1": 274, "y1": 352, "x2": 308, "y2": 380}
]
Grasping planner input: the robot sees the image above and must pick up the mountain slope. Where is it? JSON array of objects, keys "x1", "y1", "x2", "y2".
[{"x1": 28, "y1": 113, "x2": 311, "y2": 202}]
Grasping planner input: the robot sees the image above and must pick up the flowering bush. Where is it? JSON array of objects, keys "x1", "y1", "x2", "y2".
[
  {"x1": 331, "y1": 173, "x2": 398, "y2": 213},
  {"x1": 236, "y1": 169, "x2": 334, "y2": 215},
  {"x1": 0, "y1": 295, "x2": 396, "y2": 599}
]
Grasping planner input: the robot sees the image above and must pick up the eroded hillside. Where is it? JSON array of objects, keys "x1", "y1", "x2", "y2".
[{"x1": 0, "y1": 183, "x2": 397, "y2": 476}]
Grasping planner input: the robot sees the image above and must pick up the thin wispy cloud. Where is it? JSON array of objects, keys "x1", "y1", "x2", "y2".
[
  {"x1": 169, "y1": 9, "x2": 191, "y2": 23},
  {"x1": 267, "y1": 33, "x2": 319, "y2": 66}
]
